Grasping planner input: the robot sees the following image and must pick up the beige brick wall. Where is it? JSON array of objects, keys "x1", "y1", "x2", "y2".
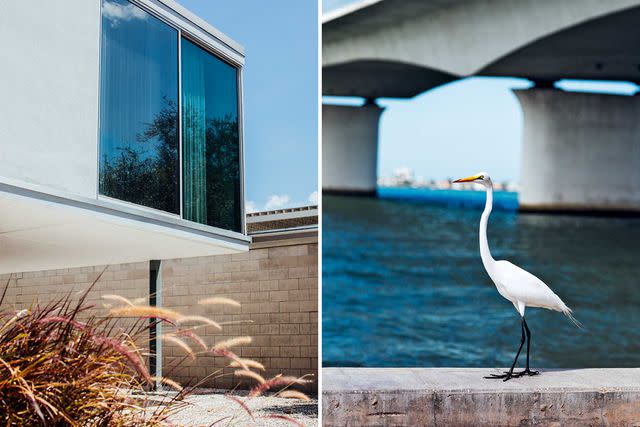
[
  {"x1": 0, "y1": 236, "x2": 318, "y2": 393},
  {"x1": 0, "y1": 263, "x2": 151, "y2": 353},
  {"x1": 161, "y1": 238, "x2": 318, "y2": 391},
  {"x1": 0, "y1": 263, "x2": 149, "y2": 316}
]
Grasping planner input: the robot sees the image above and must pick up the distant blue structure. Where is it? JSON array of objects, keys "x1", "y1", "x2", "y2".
[{"x1": 378, "y1": 188, "x2": 519, "y2": 211}]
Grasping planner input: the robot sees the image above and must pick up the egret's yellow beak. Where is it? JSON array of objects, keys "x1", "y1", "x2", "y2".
[{"x1": 453, "y1": 174, "x2": 482, "y2": 183}]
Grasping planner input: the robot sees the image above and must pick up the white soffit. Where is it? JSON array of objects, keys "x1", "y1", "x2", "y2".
[{"x1": 0, "y1": 182, "x2": 249, "y2": 274}]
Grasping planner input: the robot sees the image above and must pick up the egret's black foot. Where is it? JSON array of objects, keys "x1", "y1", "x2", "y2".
[
  {"x1": 512, "y1": 369, "x2": 539, "y2": 377},
  {"x1": 484, "y1": 369, "x2": 539, "y2": 380},
  {"x1": 484, "y1": 371, "x2": 514, "y2": 381}
]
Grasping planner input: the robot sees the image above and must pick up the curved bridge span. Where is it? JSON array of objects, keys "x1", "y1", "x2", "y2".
[{"x1": 323, "y1": 0, "x2": 640, "y2": 213}]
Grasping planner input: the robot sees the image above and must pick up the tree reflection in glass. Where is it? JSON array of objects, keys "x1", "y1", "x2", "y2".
[
  {"x1": 99, "y1": 0, "x2": 179, "y2": 214},
  {"x1": 100, "y1": 98, "x2": 179, "y2": 213},
  {"x1": 99, "y1": 0, "x2": 242, "y2": 232},
  {"x1": 182, "y1": 38, "x2": 241, "y2": 232}
]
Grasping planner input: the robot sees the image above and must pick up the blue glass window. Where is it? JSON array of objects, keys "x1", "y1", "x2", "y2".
[
  {"x1": 99, "y1": 0, "x2": 179, "y2": 214},
  {"x1": 182, "y1": 38, "x2": 241, "y2": 232},
  {"x1": 98, "y1": 1, "x2": 243, "y2": 232}
]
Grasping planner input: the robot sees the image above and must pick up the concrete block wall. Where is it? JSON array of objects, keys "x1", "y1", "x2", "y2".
[
  {"x1": 0, "y1": 263, "x2": 150, "y2": 353},
  {"x1": 0, "y1": 263, "x2": 149, "y2": 317},
  {"x1": 0, "y1": 237, "x2": 318, "y2": 393},
  {"x1": 161, "y1": 240, "x2": 318, "y2": 391}
]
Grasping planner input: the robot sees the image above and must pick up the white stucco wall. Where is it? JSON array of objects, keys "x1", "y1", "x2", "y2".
[
  {"x1": 0, "y1": 0, "x2": 101, "y2": 197},
  {"x1": 516, "y1": 89, "x2": 640, "y2": 211},
  {"x1": 322, "y1": 104, "x2": 383, "y2": 194},
  {"x1": 0, "y1": 1, "x2": 251, "y2": 268}
]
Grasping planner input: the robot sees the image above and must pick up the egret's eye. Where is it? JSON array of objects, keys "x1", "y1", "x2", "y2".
[{"x1": 479, "y1": 175, "x2": 484, "y2": 180}]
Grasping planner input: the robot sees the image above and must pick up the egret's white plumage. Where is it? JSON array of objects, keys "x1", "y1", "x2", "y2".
[
  {"x1": 453, "y1": 172, "x2": 579, "y2": 381},
  {"x1": 493, "y1": 260, "x2": 572, "y2": 317},
  {"x1": 456, "y1": 171, "x2": 575, "y2": 323}
]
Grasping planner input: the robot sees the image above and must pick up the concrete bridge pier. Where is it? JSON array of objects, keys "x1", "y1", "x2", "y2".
[
  {"x1": 516, "y1": 88, "x2": 640, "y2": 215},
  {"x1": 322, "y1": 103, "x2": 384, "y2": 196}
]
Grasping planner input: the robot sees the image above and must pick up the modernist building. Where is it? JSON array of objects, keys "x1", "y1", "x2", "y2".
[
  {"x1": 0, "y1": 0, "x2": 249, "y2": 273},
  {"x1": 0, "y1": 0, "x2": 318, "y2": 391},
  {"x1": 0, "y1": 206, "x2": 319, "y2": 391}
]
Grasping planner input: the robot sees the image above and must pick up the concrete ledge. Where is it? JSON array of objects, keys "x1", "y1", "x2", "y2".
[{"x1": 322, "y1": 368, "x2": 640, "y2": 426}]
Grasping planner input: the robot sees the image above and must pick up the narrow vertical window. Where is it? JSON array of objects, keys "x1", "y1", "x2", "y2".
[
  {"x1": 99, "y1": 0, "x2": 179, "y2": 214},
  {"x1": 181, "y1": 38, "x2": 241, "y2": 232}
]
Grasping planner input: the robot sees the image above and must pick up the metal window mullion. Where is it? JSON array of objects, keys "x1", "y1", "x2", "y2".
[
  {"x1": 178, "y1": 30, "x2": 183, "y2": 219},
  {"x1": 96, "y1": 0, "x2": 103, "y2": 200},
  {"x1": 238, "y1": 67, "x2": 247, "y2": 235}
]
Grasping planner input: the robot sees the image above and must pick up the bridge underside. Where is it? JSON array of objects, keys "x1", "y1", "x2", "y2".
[
  {"x1": 323, "y1": 61, "x2": 455, "y2": 99},
  {"x1": 324, "y1": 4, "x2": 640, "y2": 99},
  {"x1": 480, "y1": 5, "x2": 640, "y2": 84},
  {"x1": 322, "y1": 3, "x2": 640, "y2": 212}
]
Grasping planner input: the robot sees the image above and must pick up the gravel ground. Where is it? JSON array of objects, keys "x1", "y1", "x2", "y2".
[{"x1": 146, "y1": 389, "x2": 318, "y2": 426}]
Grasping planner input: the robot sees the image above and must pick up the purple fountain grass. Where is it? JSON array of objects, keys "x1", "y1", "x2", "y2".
[{"x1": 0, "y1": 271, "x2": 312, "y2": 426}]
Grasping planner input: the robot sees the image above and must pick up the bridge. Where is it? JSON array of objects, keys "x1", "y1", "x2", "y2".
[{"x1": 323, "y1": 0, "x2": 640, "y2": 213}]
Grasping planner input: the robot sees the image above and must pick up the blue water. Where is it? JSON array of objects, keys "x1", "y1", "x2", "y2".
[
  {"x1": 379, "y1": 187, "x2": 519, "y2": 211},
  {"x1": 322, "y1": 188, "x2": 640, "y2": 368}
]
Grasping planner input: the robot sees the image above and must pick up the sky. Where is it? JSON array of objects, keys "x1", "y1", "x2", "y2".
[
  {"x1": 323, "y1": 0, "x2": 360, "y2": 13},
  {"x1": 322, "y1": 1, "x2": 638, "y2": 185},
  {"x1": 180, "y1": 1, "x2": 318, "y2": 212}
]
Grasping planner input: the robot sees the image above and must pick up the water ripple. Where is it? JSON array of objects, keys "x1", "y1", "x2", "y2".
[{"x1": 323, "y1": 190, "x2": 640, "y2": 368}]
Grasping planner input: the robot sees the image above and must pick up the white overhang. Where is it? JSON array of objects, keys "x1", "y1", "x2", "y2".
[{"x1": 0, "y1": 180, "x2": 250, "y2": 274}]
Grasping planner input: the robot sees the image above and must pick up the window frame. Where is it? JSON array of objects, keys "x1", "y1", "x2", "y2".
[
  {"x1": 97, "y1": 0, "x2": 246, "y2": 235},
  {"x1": 180, "y1": 34, "x2": 243, "y2": 232}
]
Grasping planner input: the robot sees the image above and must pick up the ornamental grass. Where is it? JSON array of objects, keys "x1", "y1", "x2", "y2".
[{"x1": 0, "y1": 272, "x2": 311, "y2": 426}]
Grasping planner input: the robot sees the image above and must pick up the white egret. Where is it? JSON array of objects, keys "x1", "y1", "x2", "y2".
[{"x1": 453, "y1": 172, "x2": 579, "y2": 381}]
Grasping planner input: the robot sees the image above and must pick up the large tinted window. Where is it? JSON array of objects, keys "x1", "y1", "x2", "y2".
[
  {"x1": 99, "y1": 0, "x2": 179, "y2": 214},
  {"x1": 182, "y1": 38, "x2": 241, "y2": 232}
]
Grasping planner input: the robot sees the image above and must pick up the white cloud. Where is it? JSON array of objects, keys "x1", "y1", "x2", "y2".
[
  {"x1": 249, "y1": 192, "x2": 317, "y2": 214},
  {"x1": 264, "y1": 194, "x2": 290, "y2": 211},
  {"x1": 245, "y1": 200, "x2": 257, "y2": 213},
  {"x1": 103, "y1": 0, "x2": 148, "y2": 27},
  {"x1": 308, "y1": 191, "x2": 318, "y2": 205}
]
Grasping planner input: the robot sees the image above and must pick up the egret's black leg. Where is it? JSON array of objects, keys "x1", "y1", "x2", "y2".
[
  {"x1": 485, "y1": 317, "x2": 525, "y2": 381},
  {"x1": 518, "y1": 318, "x2": 539, "y2": 376}
]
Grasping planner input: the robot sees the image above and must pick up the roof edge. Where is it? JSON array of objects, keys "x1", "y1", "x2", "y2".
[{"x1": 156, "y1": 0, "x2": 245, "y2": 56}]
